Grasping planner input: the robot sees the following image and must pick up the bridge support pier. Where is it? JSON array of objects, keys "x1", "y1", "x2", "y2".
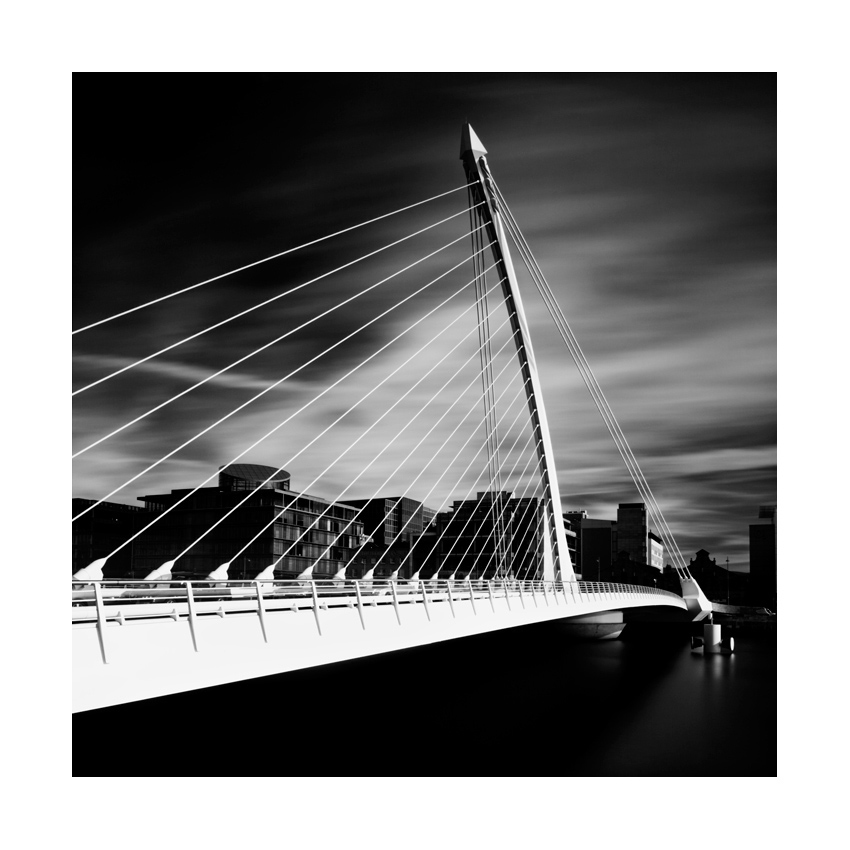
[{"x1": 691, "y1": 622, "x2": 734, "y2": 655}]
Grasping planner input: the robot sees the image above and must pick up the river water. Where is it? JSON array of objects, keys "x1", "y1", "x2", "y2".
[{"x1": 73, "y1": 620, "x2": 776, "y2": 776}]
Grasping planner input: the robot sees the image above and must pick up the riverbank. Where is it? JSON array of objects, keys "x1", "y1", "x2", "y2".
[{"x1": 711, "y1": 603, "x2": 777, "y2": 633}]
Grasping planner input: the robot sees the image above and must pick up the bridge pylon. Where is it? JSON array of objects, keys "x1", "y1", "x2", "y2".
[{"x1": 460, "y1": 124, "x2": 574, "y2": 582}]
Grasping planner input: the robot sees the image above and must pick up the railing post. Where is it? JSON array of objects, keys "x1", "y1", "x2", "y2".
[
  {"x1": 354, "y1": 580, "x2": 366, "y2": 630},
  {"x1": 446, "y1": 581, "x2": 456, "y2": 618},
  {"x1": 311, "y1": 580, "x2": 322, "y2": 636},
  {"x1": 185, "y1": 581, "x2": 199, "y2": 652},
  {"x1": 487, "y1": 580, "x2": 496, "y2": 613},
  {"x1": 420, "y1": 579, "x2": 431, "y2": 622},
  {"x1": 92, "y1": 581, "x2": 109, "y2": 664},
  {"x1": 503, "y1": 578, "x2": 511, "y2": 611},
  {"x1": 518, "y1": 580, "x2": 526, "y2": 609},
  {"x1": 390, "y1": 580, "x2": 402, "y2": 625},
  {"x1": 255, "y1": 580, "x2": 269, "y2": 643},
  {"x1": 468, "y1": 578, "x2": 477, "y2": 615}
]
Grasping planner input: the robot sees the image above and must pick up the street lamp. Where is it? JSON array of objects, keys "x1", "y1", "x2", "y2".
[{"x1": 726, "y1": 556, "x2": 730, "y2": 605}]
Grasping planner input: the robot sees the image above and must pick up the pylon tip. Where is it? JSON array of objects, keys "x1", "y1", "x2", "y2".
[{"x1": 460, "y1": 123, "x2": 487, "y2": 159}]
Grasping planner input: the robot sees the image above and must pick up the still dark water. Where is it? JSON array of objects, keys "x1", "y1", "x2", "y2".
[{"x1": 73, "y1": 621, "x2": 776, "y2": 776}]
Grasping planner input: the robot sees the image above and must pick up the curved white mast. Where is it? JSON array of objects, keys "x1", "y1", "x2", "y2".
[{"x1": 460, "y1": 124, "x2": 574, "y2": 581}]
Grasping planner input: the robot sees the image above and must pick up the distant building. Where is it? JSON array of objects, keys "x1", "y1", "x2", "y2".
[
  {"x1": 341, "y1": 496, "x2": 438, "y2": 579},
  {"x1": 218, "y1": 463, "x2": 291, "y2": 492},
  {"x1": 565, "y1": 503, "x2": 663, "y2": 580},
  {"x1": 648, "y1": 531, "x2": 664, "y2": 570},
  {"x1": 749, "y1": 505, "x2": 777, "y2": 609},
  {"x1": 610, "y1": 551, "x2": 663, "y2": 587},
  {"x1": 344, "y1": 496, "x2": 434, "y2": 547},
  {"x1": 581, "y1": 518, "x2": 616, "y2": 581},
  {"x1": 617, "y1": 502, "x2": 648, "y2": 566},
  {"x1": 562, "y1": 516, "x2": 578, "y2": 574},
  {"x1": 421, "y1": 505, "x2": 437, "y2": 531},
  {"x1": 346, "y1": 542, "x2": 417, "y2": 579},
  {"x1": 510, "y1": 496, "x2": 547, "y2": 579},
  {"x1": 72, "y1": 498, "x2": 152, "y2": 577},
  {"x1": 688, "y1": 549, "x2": 722, "y2": 601},
  {"x1": 563, "y1": 510, "x2": 587, "y2": 575},
  {"x1": 688, "y1": 548, "x2": 749, "y2": 606},
  {"x1": 133, "y1": 464, "x2": 364, "y2": 580},
  {"x1": 432, "y1": 492, "x2": 544, "y2": 580},
  {"x1": 660, "y1": 563, "x2": 683, "y2": 594}
]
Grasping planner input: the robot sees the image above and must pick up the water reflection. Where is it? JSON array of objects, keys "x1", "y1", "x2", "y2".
[{"x1": 73, "y1": 621, "x2": 776, "y2": 776}]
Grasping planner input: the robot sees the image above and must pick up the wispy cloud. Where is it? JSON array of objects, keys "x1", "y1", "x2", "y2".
[{"x1": 73, "y1": 74, "x2": 775, "y2": 569}]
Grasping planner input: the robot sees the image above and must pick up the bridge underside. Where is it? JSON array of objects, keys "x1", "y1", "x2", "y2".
[{"x1": 73, "y1": 583, "x2": 687, "y2": 712}]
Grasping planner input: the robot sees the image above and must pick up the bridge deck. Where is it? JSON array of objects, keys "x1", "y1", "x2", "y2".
[{"x1": 73, "y1": 579, "x2": 686, "y2": 712}]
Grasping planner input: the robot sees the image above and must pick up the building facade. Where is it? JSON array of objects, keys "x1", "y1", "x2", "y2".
[
  {"x1": 616, "y1": 502, "x2": 648, "y2": 565},
  {"x1": 749, "y1": 505, "x2": 777, "y2": 609},
  {"x1": 609, "y1": 551, "x2": 664, "y2": 587},
  {"x1": 563, "y1": 503, "x2": 665, "y2": 580},
  {"x1": 431, "y1": 492, "x2": 545, "y2": 580},
  {"x1": 688, "y1": 548, "x2": 749, "y2": 606},
  {"x1": 562, "y1": 516, "x2": 578, "y2": 574},
  {"x1": 72, "y1": 498, "x2": 152, "y2": 577},
  {"x1": 648, "y1": 530, "x2": 664, "y2": 570},
  {"x1": 134, "y1": 464, "x2": 365, "y2": 580},
  {"x1": 344, "y1": 496, "x2": 434, "y2": 548},
  {"x1": 563, "y1": 510, "x2": 587, "y2": 576},
  {"x1": 581, "y1": 518, "x2": 616, "y2": 581},
  {"x1": 341, "y1": 496, "x2": 437, "y2": 579}
]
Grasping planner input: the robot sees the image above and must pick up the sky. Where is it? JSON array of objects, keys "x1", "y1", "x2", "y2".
[{"x1": 72, "y1": 73, "x2": 776, "y2": 570}]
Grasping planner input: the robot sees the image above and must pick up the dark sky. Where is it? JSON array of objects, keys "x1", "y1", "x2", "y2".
[{"x1": 72, "y1": 73, "x2": 775, "y2": 570}]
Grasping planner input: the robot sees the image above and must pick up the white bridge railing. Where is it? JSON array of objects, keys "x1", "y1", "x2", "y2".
[{"x1": 73, "y1": 578, "x2": 684, "y2": 662}]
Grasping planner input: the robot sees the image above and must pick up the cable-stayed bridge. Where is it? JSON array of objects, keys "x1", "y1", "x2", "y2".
[{"x1": 72, "y1": 124, "x2": 711, "y2": 713}]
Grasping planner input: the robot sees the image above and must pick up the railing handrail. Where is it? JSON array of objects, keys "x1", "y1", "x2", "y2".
[{"x1": 72, "y1": 576, "x2": 684, "y2": 610}]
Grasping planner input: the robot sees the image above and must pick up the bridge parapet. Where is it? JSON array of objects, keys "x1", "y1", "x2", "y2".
[{"x1": 73, "y1": 577, "x2": 685, "y2": 631}]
